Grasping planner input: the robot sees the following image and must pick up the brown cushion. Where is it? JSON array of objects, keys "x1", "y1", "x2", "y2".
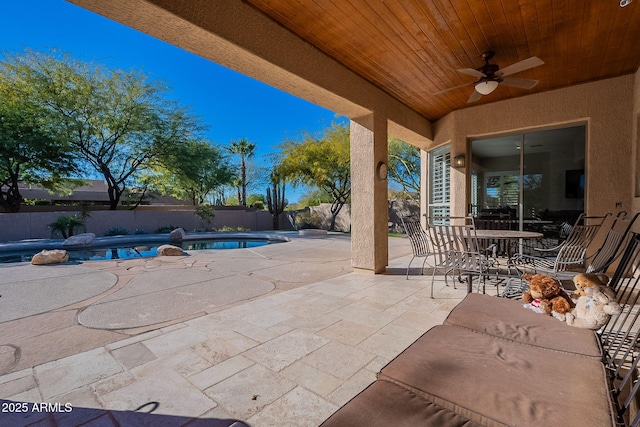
[
  {"x1": 444, "y1": 293, "x2": 602, "y2": 358},
  {"x1": 320, "y1": 379, "x2": 488, "y2": 427},
  {"x1": 378, "y1": 325, "x2": 615, "y2": 427}
]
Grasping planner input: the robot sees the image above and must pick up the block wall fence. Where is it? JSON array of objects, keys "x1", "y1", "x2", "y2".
[{"x1": 0, "y1": 201, "x2": 418, "y2": 242}]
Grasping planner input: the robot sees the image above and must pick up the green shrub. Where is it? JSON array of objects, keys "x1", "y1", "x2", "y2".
[
  {"x1": 295, "y1": 211, "x2": 324, "y2": 229},
  {"x1": 104, "y1": 227, "x2": 129, "y2": 236},
  {"x1": 218, "y1": 226, "x2": 249, "y2": 232},
  {"x1": 48, "y1": 215, "x2": 85, "y2": 239},
  {"x1": 23, "y1": 199, "x2": 50, "y2": 206},
  {"x1": 154, "y1": 225, "x2": 179, "y2": 233},
  {"x1": 195, "y1": 205, "x2": 215, "y2": 226}
]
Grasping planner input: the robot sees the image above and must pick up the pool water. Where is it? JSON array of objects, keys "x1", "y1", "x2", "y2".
[
  {"x1": 182, "y1": 239, "x2": 270, "y2": 250},
  {"x1": 0, "y1": 238, "x2": 276, "y2": 263}
]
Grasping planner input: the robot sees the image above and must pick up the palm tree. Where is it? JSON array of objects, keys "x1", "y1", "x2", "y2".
[
  {"x1": 48, "y1": 215, "x2": 85, "y2": 239},
  {"x1": 226, "y1": 139, "x2": 256, "y2": 206},
  {"x1": 230, "y1": 176, "x2": 242, "y2": 206}
]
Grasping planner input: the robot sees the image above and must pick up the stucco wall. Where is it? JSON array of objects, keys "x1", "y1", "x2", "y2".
[
  {"x1": 0, "y1": 208, "x2": 288, "y2": 242},
  {"x1": 426, "y1": 74, "x2": 636, "y2": 219}
]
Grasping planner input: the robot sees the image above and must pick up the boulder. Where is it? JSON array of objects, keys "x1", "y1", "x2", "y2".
[
  {"x1": 62, "y1": 233, "x2": 95, "y2": 247},
  {"x1": 169, "y1": 228, "x2": 185, "y2": 242},
  {"x1": 157, "y1": 244, "x2": 185, "y2": 256},
  {"x1": 31, "y1": 249, "x2": 69, "y2": 265}
]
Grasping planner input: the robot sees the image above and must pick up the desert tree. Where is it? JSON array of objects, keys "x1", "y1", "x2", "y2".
[
  {"x1": 388, "y1": 137, "x2": 420, "y2": 201},
  {"x1": 144, "y1": 139, "x2": 234, "y2": 205},
  {"x1": 278, "y1": 123, "x2": 350, "y2": 231},
  {"x1": 0, "y1": 86, "x2": 79, "y2": 212},
  {"x1": 0, "y1": 49, "x2": 202, "y2": 209}
]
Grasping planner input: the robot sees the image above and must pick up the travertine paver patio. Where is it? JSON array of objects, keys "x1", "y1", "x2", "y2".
[{"x1": 0, "y1": 233, "x2": 466, "y2": 426}]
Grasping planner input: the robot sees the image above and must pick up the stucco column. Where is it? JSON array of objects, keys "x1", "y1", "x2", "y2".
[{"x1": 350, "y1": 115, "x2": 388, "y2": 273}]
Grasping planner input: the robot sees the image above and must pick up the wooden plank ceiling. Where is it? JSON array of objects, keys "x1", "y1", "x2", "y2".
[{"x1": 245, "y1": 0, "x2": 640, "y2": 122}]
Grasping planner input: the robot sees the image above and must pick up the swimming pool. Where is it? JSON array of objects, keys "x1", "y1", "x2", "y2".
[{"x1": 0, "y1": 232, "x2": 290, "y2": 263}]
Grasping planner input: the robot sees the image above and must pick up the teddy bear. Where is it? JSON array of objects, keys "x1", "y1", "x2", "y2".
[
  {"x1": 564, "y1": 284, "x2": 621, "y2": 329},
  {"x1": 522, "y1": 273, "x2": 574, "y2": 317},
  {"x1": 571, "y1": 272, "x2": 610, "y2": 299}
]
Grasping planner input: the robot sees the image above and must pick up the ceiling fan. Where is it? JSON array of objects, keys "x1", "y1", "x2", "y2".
[{"x1": 435, "y1": 51, "x2": 544, "y2": 103}]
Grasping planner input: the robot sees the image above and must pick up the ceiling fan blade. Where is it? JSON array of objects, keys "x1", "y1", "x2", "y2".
[
  {"x1": 496, "y1": 56, "x2": 544, "y2": 77},
  {"x1": 457, "y1": 68, "x2": 486, "y2": 78},
  {"x1": 433, "y1": 81, "x2": 474, "y2": 95},
  {"x1": 467, "y1": 89, "x2": 482, "y2": 103},
  {"x1": 500, "y1": 77, "x2": 540, "y2": 90}
]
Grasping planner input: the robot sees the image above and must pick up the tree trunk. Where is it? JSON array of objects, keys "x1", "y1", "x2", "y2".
[
  {"x1": 329, "y1": 202, "x2": 344, "y2": 231},
  {"x1": 0, "y1": 182, "x2": 22, "y2": 213},
  {"x1": 240, "y1": 158, "x2": 247, "y2": 206},
  {"x1": 102, "y1": 168, "x2": 122, "y2": 210},
  {"x1": 128, "y1": 185, "x2": 149, "y2": 210},
  {"x1": 1, "y1": 170, "x2": 23, "y2": 212},
  {"x1": 107, "y1": 184, "x2": 121, "y2": 210}
]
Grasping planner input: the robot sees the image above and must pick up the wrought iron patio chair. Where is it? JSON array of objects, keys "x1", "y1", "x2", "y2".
[
  {"x1": 503, "y1": 213, "x2": 612, "y2": 298},
  {"x1": 584, "y1": 211, "x2": 639, "y2": 274},
  {"x1": 425, "y1": 217, "x2": 460, "y2": 297},
  {"x1": 597, "y1": 231, "x2": 640, "y2": 426},
  {"x1": 508, "y1": 213, "x2": 611, "y2": 277},
  {"x1": 400, "y1": 216, "x2": 432, "y2": 279},
  {"x1": 428, "y1": 216, "x2": 502, "y2": 297},
  {"x1": 474, "y1": 213, "x2": 513, "y2": 260}
]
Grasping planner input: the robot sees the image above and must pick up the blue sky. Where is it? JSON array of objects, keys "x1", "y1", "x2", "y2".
[{"x1": 1, "y1": 0, "x2": 346, "y2": 202}]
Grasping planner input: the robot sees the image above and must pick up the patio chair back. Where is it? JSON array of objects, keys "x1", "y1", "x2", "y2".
[
  {"x1": 506, "y1": 213, "x2": 612, "y2": 289},
  {"x1": 475, "y1": 214, "x2": 513, "y2": 256},
  {"x1": 586, "y1": 212, "x2": 640, "y2": 274},
  {"x1": 425, "y1": 217, "x2": 460, "y2": 272},
  {"x1": 427, "y1": 216, "x2": 492, "y2": 296},
  {"x1": 598, "y1": 232, "x2": 640, "y2": 426},
  {"x1": 427, "y1": 216, "x2": 478, "y2": 266},
  {"x1": 551, "y1": 213, "x2": 611, "y2": 272},
  {"x1": 399, "y1": 217, "x2": 431, "y2": 279},
  {"x1": 446, "y1": 225, "x2": 487, "y2": 275},
  {"x1": 474, "y1": 214, "x2": 512, "y2": 231}
]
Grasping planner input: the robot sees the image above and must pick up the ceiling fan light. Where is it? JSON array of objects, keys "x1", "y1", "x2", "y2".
[{"x1": 475, "y1": 80, "x2": 499, "y2": 95}]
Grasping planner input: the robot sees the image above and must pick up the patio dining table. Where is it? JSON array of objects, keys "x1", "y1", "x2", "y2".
[
  {"x1": 465, "y1": 229, "x2": 543, "y2": 295},
  {"x1": 474, "y1": 229, "x2": 544, "y2": 240},
  {"x1": 474, "y1": 229, "x2": 543, "y2": 263}
]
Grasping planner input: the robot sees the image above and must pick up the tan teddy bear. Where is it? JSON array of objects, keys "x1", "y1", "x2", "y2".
[
  {"x1": 565, "y1": 284, "x2": 621, "y2": 329},
  {"x1": 572, "y1": 273, "x2": 610, "y2": 299},
  {"x1": 522, "y1": 273, "x2": 574, "y2": 317}
]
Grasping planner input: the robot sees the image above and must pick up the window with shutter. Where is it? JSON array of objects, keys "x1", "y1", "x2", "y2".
[{"x1": 428, "y1": 146, "x2": 450, "y2": 220}]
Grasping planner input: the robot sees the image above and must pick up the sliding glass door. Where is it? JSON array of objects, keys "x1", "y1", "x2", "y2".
[{"x1": 470, "y1": 126, "x2": 585, "y2": 230}]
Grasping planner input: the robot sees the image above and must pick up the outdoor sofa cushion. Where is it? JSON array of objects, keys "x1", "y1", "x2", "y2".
[
  {"x1": 376, "y1": 325, "x2": 615, "y2": 427},
  {"x1": 320, "y1": 379, "x2": 486, "y2": 427},
  {"x1": 444, "y1": 293, "x2": 602, "y2": 359}
]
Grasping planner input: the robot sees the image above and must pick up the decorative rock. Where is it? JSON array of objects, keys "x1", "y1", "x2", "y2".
[
  {"x1": 157, "y1": 244, "x2": 185, "y2": 256},
  {"x1": 31, "y1": 249, "x2": 69, "y2": 265},
  {"x1": 62, "y1": 233, "x2": 95, "y2": 247},
  {"x1": 169, "y1": 228, "x2": 185, "y2": 242}
]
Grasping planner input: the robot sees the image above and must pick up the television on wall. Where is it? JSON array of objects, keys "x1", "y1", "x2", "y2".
[{"x1": 565, "y1": 169, "x2": 585, "y2": 199}]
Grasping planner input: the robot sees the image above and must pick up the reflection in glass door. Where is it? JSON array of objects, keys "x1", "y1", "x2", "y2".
[{"x1": 470, "y1": 126, "x2": 585, "y2": 231}]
